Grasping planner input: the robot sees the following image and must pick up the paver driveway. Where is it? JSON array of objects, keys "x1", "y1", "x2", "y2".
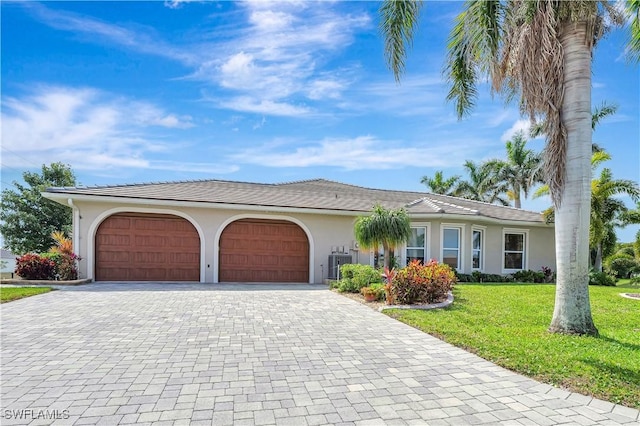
[{"x1": 1, "y1": 283, "x2": 639, "y2": 426}]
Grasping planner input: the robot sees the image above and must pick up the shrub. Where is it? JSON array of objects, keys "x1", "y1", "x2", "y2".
[
  {"x1": 337, "y1": 264, "x2": 382, "y2": 293},
  {"x1": 41, "y1": 252, "x2": 80, "y2": 280},
  {"x1": 605, "y1": 254, "x2": 639, "y2": 279},
  {"x1": 392, "y1": 259, "x2": 456, "y2": 305},
  {"x1": 15, "y1": 253, "x2": 56, "y2": 280},
  {"x1": 513, "y1": 269, "x2": 546, "y2": 283},
  {"x1": 588, "y1": 271, "x2": 616, "y2": 286},
  {"x1": 540, "y1": 266, "x2": 555, "y2": 283}
]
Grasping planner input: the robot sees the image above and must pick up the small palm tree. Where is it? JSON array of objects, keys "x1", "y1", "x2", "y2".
[
  {"x1": 590, "y1": 169, "x2": 640, "y2": 271},
  {"x1": 354, "y1": 204, "x2": 412, "y2": 269},
  {"x1": 421, "y1": 171, "x2": 461, "y2": 195},
  {"x1": 490, "y1": 132, "x2": 541, "y2": 209},
  {"x1": 454, "y1": 160, "x2": 509, "y2": 205}
]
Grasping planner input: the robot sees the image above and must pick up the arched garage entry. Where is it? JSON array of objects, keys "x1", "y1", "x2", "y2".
[
  {"x1": 95, "y1": 212, "x2": 201, "y2": 281},
  {"x1": 219, "y1": 218, "x2": 310, "y2": 282}
]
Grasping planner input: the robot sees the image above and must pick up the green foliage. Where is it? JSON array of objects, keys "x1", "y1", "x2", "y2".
[
  {"x1": 336, "y1": 264, "x2": 382, "y2": 293},
  {"x1": 354, "y1": 204, "x2": 411, "y2": 269},
  {"x1": 457, "y1": 271, "x2": 512, "y2": 283},
  {"x1": 41, "y1": 252, "x2": 80, "y2": 281},
  {"x1": 1, "y1": 287, "x2": 53, "y2": 303},
  {"x1": 421, "y1": 171, "x2": 460, "y2": 195},
  {"x1": 605, "y1": 255, "x2": 639, "y2": 279},
  {"x1": 386, "y1": 284, "x2": 640, "y2": 408},
  {"x1": 0, "y1": 163, "x2": 77, "y2": 254},
  {"x1": 588, "y1": 271, "x2": 617, "y2": 287},
  {"x1": 391, "y1": 259, "x2": 456, "y2": 305},
  {"x1": 513, "y1": 269, "x2": 546, "y2": 283}
]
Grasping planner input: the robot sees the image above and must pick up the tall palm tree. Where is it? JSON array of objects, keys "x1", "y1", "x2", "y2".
[
  {"x1": 380, "y1": 0, "x2": 639, "y2": 335},
  {"x1": 354, "y1": 204, "x2": 412, "y2": 269},
  {"x1": 590, "y1": 168, "x2": 640, "y2": 271},
  {"x1": 455, "y1": 160, "x2": 509, "y2": 205},
  {"x1": 421, "y1": 170, "x2": 461, "y2": 195},
  {"x1": 490, "y1": 132, "x2": 541, "y2": 208}
]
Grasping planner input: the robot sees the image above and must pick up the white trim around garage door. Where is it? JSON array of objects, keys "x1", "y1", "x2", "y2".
[
  {"x1": 87, "y1": 207, "x2": 207, "y2": 282},
  {"x1": 213, "y1": 214, "x2": 315, "y2": 284}
]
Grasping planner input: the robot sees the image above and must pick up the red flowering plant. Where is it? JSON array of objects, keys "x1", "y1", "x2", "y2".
[
  {"x1": 392, "y1": 259, "x2": 456, "y2": 305},
  {"x1": 381, "y1": 266, "x2": 397, "y2": 304},
  {"x1": 15, "y1": 254, "x2": 57, "y2": 280}
]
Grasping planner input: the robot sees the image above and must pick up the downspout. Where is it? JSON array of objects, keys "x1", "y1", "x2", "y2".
[{"x1": 67, "y1": 198, "x2": 80, "y2": 255}]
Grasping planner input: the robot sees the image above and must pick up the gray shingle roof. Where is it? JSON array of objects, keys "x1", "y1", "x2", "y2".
[{"x1": 45, "y1": 178, "x2": 545, "y2": 223}]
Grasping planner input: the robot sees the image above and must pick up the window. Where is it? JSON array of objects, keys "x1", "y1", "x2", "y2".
[
  {"x1": 472, "y1": 228, "x2": 484, "y2": 270},
  {"x1": 406, "y1": 227, "x2": 427, "y2": 265},
  {"x1": 442, "y1": 227, "x2": 461, "y2": 270},
  {"x1": 503, "y1": 230, "x2": 527, "y2": 271}
]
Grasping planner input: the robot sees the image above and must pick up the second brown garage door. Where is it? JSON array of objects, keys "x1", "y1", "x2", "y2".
[
  {"x1": 219, "y1": 219, "x2": 309, "y2": 282},
  {"x1": 95, "y1": 213, "x2": 200, "y2": 281}
]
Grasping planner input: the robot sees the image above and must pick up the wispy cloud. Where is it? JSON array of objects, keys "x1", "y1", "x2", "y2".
[
  {"x1": 20, "y1": 1, "x2": 371, "y2": 118},
  {"x1": 1, "y1": 85, "x2": 233, "y2": 174},
  {"x1": 500, "y1": 119, "x2": 531, "y2": 142},
  {"x1": 230, "y1": 135, "x2": 494, "y2": 171}
]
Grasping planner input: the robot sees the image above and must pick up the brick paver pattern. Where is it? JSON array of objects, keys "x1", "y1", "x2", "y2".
[{"x1": 1, "y1": 283, "x2": 638, "y2": 425}]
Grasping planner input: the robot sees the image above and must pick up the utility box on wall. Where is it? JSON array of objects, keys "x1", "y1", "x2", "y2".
[{"x1": 328, "y1": 254, "x2": 352, "y2": 280}]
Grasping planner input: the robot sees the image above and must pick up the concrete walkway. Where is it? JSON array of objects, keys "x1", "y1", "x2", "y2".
[{"x1": 1, "y1": 283, "x2": 638, "y2": 425}]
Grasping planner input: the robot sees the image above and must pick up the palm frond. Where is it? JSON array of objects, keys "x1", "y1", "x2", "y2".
[
  {"x1": 591, "y1": 101, "x2": 618, "y2": 130},
  {"x1": 380, "y1": 0, "x2": 423, "y2": 81},
  {"x1": 628, "y1": 0, "x2": 640, "y2": 62}
]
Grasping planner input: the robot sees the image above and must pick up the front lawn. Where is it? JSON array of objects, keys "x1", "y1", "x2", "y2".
[
  {"x1": 0, "y1": 286, "x2": 53, "y2": 303},
  {"x1": 386, "y1": 283, "x2": 640, "y2": 408}
]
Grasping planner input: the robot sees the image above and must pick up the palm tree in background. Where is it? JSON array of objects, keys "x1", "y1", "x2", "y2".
[
  {"x1": 455, "y1": 160, "x2": 509, "y2": 205},
  {"x1": 590, "y1": 168, "x2": 640, "y2": 271},
  {"x1": 489, "y1": 132, "x2": 541, "y2": 208},
  {"x1": 354, "y1": 204, "x2": 412, "y2": 269},
  {"x1": 381, "y1": 0, "x2": 639, "y2": 335},
  {"x1": 421, "y1": 170, "x2": 461, "y2": 195}
]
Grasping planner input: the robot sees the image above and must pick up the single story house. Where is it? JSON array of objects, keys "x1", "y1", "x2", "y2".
[
  {"x1": 43, "y1": 178, "x2": 555, "y2": 283},
  {"x1": 1, "y1": 248, "x2": 18, "y2": 278}
]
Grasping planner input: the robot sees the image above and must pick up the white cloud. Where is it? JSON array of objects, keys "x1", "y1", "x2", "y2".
[
  {"x1": 21, "y1": 2, "x2": 372, "y2": 118},
  {"x1": 1, "y1": 85, "x2": 229, "y2": 174},
  {"x1": 501, "y1": 119, "x2": 531, "y2": 142},
  {"x1": 230, "y1": 135, "x2": 493, "y2": 171},
  {"x1": 219, "y1": 97, "x2": 312, "y2": 117}
]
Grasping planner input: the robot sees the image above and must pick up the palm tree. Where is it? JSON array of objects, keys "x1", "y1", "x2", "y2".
[
  {"x1": 354, "y1": 204, "x2": 412, "y2": 269},
  {"x1": 490, "y1": 132, "x2": 541, "y2": 208},
  {"x1": 380, "y1": 0, "x2": 639, "y2": 335},
  {"x1": 455, "y1": 160, "x2": 509, "y2": 205},
  {"x1": 590, "y1": 169, "x2": 640, "y2": 271},
  {"x1": 421, "y1": 170, "x2": 461, "y2": 195}
]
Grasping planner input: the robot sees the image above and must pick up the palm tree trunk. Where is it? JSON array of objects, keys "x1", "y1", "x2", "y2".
[
  {"x1": 549, "y1": 22, "x2": 598, "y2": 336},
  {"x1": 594, "y1": 244, "x2": 603, "y2": 273}
]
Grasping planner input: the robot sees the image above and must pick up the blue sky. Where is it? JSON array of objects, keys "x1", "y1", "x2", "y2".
[{"x1": 2, "y1": 1, "x2": 638, "y2": 241}]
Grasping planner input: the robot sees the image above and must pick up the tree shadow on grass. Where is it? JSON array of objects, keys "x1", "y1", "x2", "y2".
[
  {"x1": 597, "y1": 335, "x2": 640, "y2": 352},
  {"x1": 578, "y1": 358, "x2": 640, "y2": 390}
]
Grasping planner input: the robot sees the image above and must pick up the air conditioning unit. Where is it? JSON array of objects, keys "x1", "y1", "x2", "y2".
[{"x1": 328, "y1": 254, "x2": 352, "y2": 280}]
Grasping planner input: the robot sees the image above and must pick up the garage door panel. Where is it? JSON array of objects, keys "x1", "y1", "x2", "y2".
[
  {"x1": 219, "y1": 219, "x2": 309, "y2": 283},
  {"x1": 96, "y1": 213, "x2": 200, "y2": 282}
]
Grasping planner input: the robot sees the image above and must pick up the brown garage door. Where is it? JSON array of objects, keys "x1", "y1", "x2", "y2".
[
  {"x1": 219, "y1": 219, "x2": 309, "y2": 282},
  {"x1": 95, "y1": 213, "x2": 200, "y2": 281}
]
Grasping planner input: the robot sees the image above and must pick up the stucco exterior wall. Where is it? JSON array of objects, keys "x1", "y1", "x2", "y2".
[{"x1": 72, "y1": 200, "x2": 555, "y2": 283}]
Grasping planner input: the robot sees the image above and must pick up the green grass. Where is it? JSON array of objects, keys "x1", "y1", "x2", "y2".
[
  {"x1": 0, "y1": 286, "x2": 53, "y2": 303},
  {"x1": 386, "y1": 283, "x2": 640, "y2": 408}
]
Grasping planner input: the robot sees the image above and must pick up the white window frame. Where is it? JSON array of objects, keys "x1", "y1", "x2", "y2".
[
  {"x1": 404, "y1": 223, "x2": 431, "y2": 266},
  {"x1": 471, "y1": 225, "x2": 486, "y2": 271},
  {"x1": 441, "y1": 224, "x2": 465, "y2": 272},
  {"x1": 502, "y1": 228, "x2": 530, "y2": 273}
]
